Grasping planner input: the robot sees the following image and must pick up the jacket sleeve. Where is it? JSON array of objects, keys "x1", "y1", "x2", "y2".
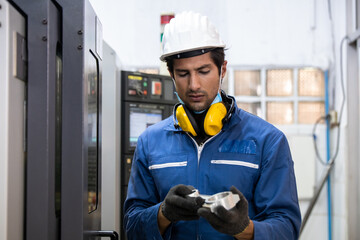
[
  {"x1": 252, "y1": 132, "x2": 302, "y2": 239},
  {"x1": 123, "y1": 134, "x2": 172, "y2": 240}
]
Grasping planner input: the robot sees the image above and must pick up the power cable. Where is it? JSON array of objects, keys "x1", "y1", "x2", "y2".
[
  {"x1": 312, "y1": 114, "x2": 330, "y2": 165},
  {"x1": 312, "y1": 36, "x2": 348, "y2": 166}
]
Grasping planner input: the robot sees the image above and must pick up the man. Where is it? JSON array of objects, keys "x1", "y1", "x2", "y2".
[{"x1": 124, "y1": 11, "x2": 301, "y2": 239}]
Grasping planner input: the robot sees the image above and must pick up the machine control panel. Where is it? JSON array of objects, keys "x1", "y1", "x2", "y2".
[
  {"x1": 120, "y1": 70, "x2": 178, "y2": 240},
  {"x1": 122, "y1": 71, "x2": 175, "y2": 104}
]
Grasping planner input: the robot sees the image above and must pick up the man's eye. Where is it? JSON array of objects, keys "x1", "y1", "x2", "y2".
[
  {"x1": 200, "y1": 70, "x2": 210, "y2": 75},
  {"x1": 178, "y1": 73, "x2": 188, "y2": 77}
]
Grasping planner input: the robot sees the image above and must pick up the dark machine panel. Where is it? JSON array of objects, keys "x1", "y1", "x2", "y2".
[
  {"x1": 120, "y1": 71, "x2": 176, "y2": 155},
  {"x1": 120, "y1": 71, "x2": 177, "y2": 239},
  {"x1": 56, "y1": 0, "x2": 114, "y2": 239}
]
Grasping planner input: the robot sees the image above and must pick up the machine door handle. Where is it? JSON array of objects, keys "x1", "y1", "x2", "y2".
[{"x1": 85, "y1": 230, "x2": 119, "y2": 240}]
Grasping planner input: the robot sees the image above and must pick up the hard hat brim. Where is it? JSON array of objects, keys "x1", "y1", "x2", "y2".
[{"x1": 160, "y1": 45, "x2": 225, "y2": 61}]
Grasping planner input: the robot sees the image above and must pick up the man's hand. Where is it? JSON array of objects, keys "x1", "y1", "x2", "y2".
[
  {"x1": 197, "y1": 186, "x2": 250, "y2": 236},
  {"x1": 161, "y1": 184, "x2": 205, "y2": 222}
]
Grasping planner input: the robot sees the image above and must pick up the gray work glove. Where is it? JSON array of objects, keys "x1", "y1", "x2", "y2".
[
  {"x1": 197, "y1": 186, "x2": 250, "y2": 236},
  {"x1": 161, "y1": 184, "x2": 205, "y2": 222}
]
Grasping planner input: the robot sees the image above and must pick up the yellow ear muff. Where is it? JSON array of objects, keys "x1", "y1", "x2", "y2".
[
  {"x1": 204, "y1": 102, "x2": 227, "y2": 136},
  {"x1": 176, "y1": 105, "x2": 197, "y2": 136}
]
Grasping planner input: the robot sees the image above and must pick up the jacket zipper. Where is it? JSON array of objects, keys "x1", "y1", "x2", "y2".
[
  {"x1": 186, "y1": 132, "x2": 219, "y2": 240},
  {"x1": 197, "y1": 143, "x2": 204, "y2": 162},
  {"x1": 186, "y1": 132, "x2": 218, "y2": 164}
]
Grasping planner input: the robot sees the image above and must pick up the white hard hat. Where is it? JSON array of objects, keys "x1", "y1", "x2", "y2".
[{"x1": 160, "y1": 11, "x2": 225, "y2": 61}]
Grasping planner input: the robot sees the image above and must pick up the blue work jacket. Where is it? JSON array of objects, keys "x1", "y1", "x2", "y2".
[{"x1": 124, "y1": 104, "x2": 301, "y2": 240}]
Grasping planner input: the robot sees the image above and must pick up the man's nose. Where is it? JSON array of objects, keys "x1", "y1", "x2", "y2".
[{"x1": 189, "y1": 73, "x2": 201, "y2": 91}]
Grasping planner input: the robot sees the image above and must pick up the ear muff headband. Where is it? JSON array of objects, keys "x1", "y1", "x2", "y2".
[
  {"x1": 221, "y1": 93, "x2": 235, "y2": 124},
  {"x1": 204, "y1": 102, "x2": 227, "y2": 136}
]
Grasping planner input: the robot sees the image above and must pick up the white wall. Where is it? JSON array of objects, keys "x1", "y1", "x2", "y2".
[
  {"x1": 89, "y1": 0, "x2": 349, "y2": 239},
  {"x1": 90, "y1": 0, "x2": 336, "y2": 70}
]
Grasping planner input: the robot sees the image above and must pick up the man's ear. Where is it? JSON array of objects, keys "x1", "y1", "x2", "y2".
[
  {"x1": 168, "y1": 70, "x2": 174, "y2": 80},
  {"x1": 221, "y1": 60, "x2": 228, "y2": 80},
  {"x1": 169, "y1": 71, "x2": 176, "y2": 88}
]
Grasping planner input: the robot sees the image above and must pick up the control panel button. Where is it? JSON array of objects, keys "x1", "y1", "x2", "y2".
[{"x1": 128, "y1": 89, "x2": 137, "y2": 95}]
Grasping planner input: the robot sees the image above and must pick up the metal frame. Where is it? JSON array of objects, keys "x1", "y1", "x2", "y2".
[
  {"x1": 55, "y1": 0, "x2": 85, "y2": 238},
  {"x1": 0, "y1": 1, "x2": 26, "y2": 239},
  {"x1": 7, "y1": 0, "x2": 61, "y2": 239},
  {"x1": 346, "y1": 0, "x2": 360, "y2": 238},
  {"x1": 101, "y1": 41, "x2": 121, "y2": 235},
  {"x1": 54, "y1": 0, "x2": 104, "y2": 239}
]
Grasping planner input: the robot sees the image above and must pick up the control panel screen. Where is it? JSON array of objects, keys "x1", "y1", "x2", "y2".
[{"x1": 129, "y1": 107, "x2": 162, "y2": 147}]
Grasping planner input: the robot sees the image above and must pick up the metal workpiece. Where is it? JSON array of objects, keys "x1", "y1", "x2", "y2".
[{"x1": 188, "y1": 190, "x2": 240, "y2": 214}]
